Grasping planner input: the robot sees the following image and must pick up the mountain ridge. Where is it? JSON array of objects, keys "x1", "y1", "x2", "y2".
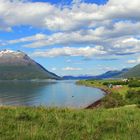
[
  {"x1": 0, "y1": 49, "x2": 60, "y2": 80},
  {"x1": 63, "y1": 68, "x2": 129, "y2": 80},
  {"x1": 120, "y1": 64, "x2": 140, "y2": 78}
]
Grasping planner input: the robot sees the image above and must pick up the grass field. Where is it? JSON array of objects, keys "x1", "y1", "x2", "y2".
[{"x1": 0, "y1": 106, "x2": 140, "y2": 140}]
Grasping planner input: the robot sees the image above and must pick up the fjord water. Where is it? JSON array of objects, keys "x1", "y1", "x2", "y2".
[{"x1": 0, "y1": 80, "x2": 105, "y2": 108}]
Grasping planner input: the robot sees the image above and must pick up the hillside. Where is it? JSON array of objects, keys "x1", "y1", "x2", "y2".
[
  {"x1": 120, "y1": 64, "x2": 140, "y2": 78},
  {"x1": 62, "y1": 75, "x2": 96, "y2": 80},
  {"x1": 63, "y1": 68, "x2": 129, "y2": 80},
  {"x1": 0, "y1": 50, "x2": 60, "y2": 80},
  {"x1": 96, "y1": 68, "x2": 129, "y2": 79}
]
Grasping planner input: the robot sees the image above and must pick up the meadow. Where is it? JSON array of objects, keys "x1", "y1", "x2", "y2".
[{"x1": 0, "y1": 106, "x2": 140, "y2": 140}]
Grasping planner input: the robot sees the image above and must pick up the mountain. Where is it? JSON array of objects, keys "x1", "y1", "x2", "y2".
[
  {"x1": 62, "y1": 75, "x2": 96, "y2": 80},
  {"x1": 0, "y1": 49, "x2": 60, "y2": 80},
  {"x1": 63, "y1": 68, "x2": 129, "y2": 80},
  {"x1": 120, "y1": 64, "x2": 140, "y2": 78},
  {"x1": 96, "y1": 68, "x2": 129, "y2": 79}
]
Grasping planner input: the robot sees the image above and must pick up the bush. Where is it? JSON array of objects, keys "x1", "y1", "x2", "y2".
[
  {"x1": 16, "y1": 111, "x2": 38, "y2": 121},
  {"x1": 126, "y1": 90, "x2": 140, "y2": 104},
  {"x1": 101, "y1": 92, "x2": 125, "y2": 108},
  {"x1": 128, "y1": 80, "x2": 140, "y2": 87},
  {"x1": 103, "y1": 81, "x2": 128, "y2": 86},
  {"x1": 137, "y1": 100, "x2": 140, "y2": 108}
]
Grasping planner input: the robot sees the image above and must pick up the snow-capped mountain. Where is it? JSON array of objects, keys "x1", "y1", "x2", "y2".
[
  {"x1": 0, "y1": 49, "x2": 34, "y2": 65},
  {"x1": 0, "y1": 49, "x2": 60, "y2": 80}
]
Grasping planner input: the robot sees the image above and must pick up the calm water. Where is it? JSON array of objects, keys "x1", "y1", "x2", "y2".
[{"x1": 0, "y1": 80, "x2": 105, "y2": 108}]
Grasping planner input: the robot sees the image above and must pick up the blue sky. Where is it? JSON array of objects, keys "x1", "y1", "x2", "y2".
[
  {"x1": 0, "y1": 0, "x2": 140, "y2": 76},
  {"x1": 32, "y1": 0, "x2": 108, "y2": 5}
]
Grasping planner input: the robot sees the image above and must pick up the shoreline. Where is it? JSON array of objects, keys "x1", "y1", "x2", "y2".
[{"x1": 81, "y1": 85, "x2": 112, "y2": 109}]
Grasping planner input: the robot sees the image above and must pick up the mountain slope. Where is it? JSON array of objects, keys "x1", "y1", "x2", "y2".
[
  {"x1": 63, "y1": 69, "x2": 129, "y2": 80},
  {"x1": 120, "y1": 64, "x2": 140, "y2": 78},
  {"x1": 96, "y1": 68, "x2": 129, "y2": 79},
  {"x1": 62, "y1": 75, "x2": 96, "y2": 80},
  {"x1": 0, "y1": 50, "x2": 60, "y2": 80}
]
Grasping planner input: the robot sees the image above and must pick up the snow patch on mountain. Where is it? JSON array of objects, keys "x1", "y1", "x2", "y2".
[{"x1": 0, "y1": 49, "x2": 25, "y2": 57}]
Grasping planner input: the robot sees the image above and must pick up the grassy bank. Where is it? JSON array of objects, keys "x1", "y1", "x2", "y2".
[
  {"x1": 76, "y1": 79, "x2": 140, "y2": 108},
  {"x1": 0, "y1": 106, "x2": 140, "y2": 140},
  {"x1": 76, "y1": 79, "x2": 129, "y2": 95}
]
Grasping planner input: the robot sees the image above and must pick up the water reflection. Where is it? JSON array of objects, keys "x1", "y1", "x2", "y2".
[{"x1": 0, "y1": 80, "x2": 105, "y2": 108}]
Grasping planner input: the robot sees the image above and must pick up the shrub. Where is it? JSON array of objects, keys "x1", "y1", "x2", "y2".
[
  {"x1": 137, "y1": 100, "x2": 140, "y2": 108},
  {"x1": 103, "y1": 81, "x2": 128, "y2": 86},
  {"x1": 101, "y1": 92, "x2": 125, "y2": 108},
  {"x1": 126, "y1": 90, "x2": 140, "y2": 104},
  {"x1": 16, "y1": 112, "x2": 33, "y2": 121},
  {"x1": 128, "y1": 80, "x2": 140, "y2": 87}
]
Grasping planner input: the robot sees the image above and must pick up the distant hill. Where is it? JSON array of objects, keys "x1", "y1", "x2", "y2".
[
  {"x1": 120, "y1": 64, "x2": 140, "y2": 78},
  {"x1": 96, "y1": 68, "x2": 129, "y2": 79},
  {"x1": 62, "y1": 75, "x2": 96, "y2": 80},
  {"x1": 0, "y1": 50, "x2": 60, "y2": 80},
  {"x1": 63, "y1": 68, "x2": 129, "y2": 80}
]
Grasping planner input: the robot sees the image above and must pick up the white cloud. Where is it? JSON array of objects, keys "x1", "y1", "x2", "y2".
[
  {"x1": 8, "y1": 33, "x2": 47, "y2": 44},
  {"x1": 32, "y1": 46, "x2": 106, "y2": 58},
  {"x1": 2, "y1": 21, "x2": 140, "y2": 49},
  {"x1": 23, "y1": 30, "x2": 101, "y2": 48},
  {"x1": 1, "y1": 0, "x2": 140, "y2": 59},
  {"x1": 62, "y1": 67, "x2": 82, "y2": 71},
  {"x1": 111, "y1": 37, "x2": 140, "y2": 55},
  {"x1": 1, "y1": 0, "x2": 140, "y2": 31},
  {"x1": 25, "y1": 22, "x2": 140, "y2": 48},
  {"x1": 127, "y1": 57, "x2": 140, "y2": 64},
  {"x1": 2, "y1": 25, "x2": 140, "y2": 57}
]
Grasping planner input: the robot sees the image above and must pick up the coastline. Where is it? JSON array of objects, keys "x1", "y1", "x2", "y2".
[
  {"x1": 76, "y1": 81, "x2": 112, "y2": 109},
  {"x1": 85, "y1": 88, "x2": 112, "y2": 109}
]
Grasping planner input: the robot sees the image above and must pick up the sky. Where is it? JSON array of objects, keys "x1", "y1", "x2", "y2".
[{"x1": 0, "y1": 0, "x2": 140, "y2": 76}]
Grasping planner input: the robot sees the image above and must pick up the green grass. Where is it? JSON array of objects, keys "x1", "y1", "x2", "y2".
[
  {"x1": 0, "y1": 106, "x2": 140, "y2": 140},
  {"x1": 76, "y1": 79, "x2": 140, "y2": 96},
  {"x1": 76, "y1": 79, "x2": 140, "y2": 107}
]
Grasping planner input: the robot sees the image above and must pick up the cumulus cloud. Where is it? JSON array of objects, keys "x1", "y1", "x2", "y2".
[
  {"x1": 3, "y1": 32, "x2": 140, "y2": 57},
  {"x1": 8, "y1": 34, "x2": 47, "y2": 44},
  {"x1": 22, "y1": 22, "x2": 140, "y2": 48},
  {"x1": 1, "y1": 0, "x2": 140, "y2": 59},
  {"x1": 1, "y1": 18, "x2": 140, "y2": 48},
  {"x1": 32, "y1": 46, "x2": 106, "y2": 58},
  {"x1": 23, "y1": 30, "x2": 101, "y2": 48},
  {"x1": 110, "y1": 37, "x2": 140, "y2": 55},
  {"x1": 2, "y1": 21, "x2": 140, "y2": 52},
  {"x1": 0, "y1": 0, "x2": 140, "y2": 31}
]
